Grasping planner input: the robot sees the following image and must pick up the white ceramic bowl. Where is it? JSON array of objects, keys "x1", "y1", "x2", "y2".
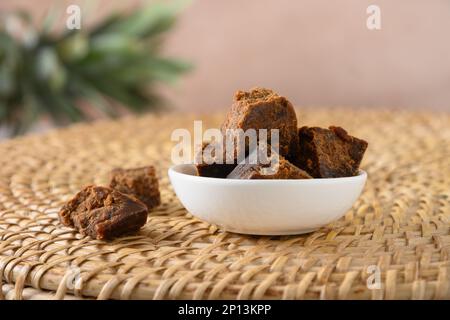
[{"x1": 168, "y1": 164, "x2": 367, "y2": 235}]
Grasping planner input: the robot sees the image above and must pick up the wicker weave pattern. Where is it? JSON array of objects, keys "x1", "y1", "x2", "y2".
[{"x1": 0, "y1": 108, "x2": 449, "y2": 300}]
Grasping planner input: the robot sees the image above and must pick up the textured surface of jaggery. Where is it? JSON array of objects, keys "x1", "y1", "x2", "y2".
[
  {"x1": 296, "y1": 126, "x2": 368, "y2": 178},
  {"x1": 109, "y1": 166, "x2": 161, "y2": 210},
  {"x1": 196, "y1": 163, "x2": 237, "y2": 178},
  {"x1": 221, "y1": 87, "x2": 299, "y2": 159},
  {"x1": 227, "y1": 153, "x2": 312, "y2": 179},
  {"x1": 195, "y1": 141, "x2": 237, "y2": 178},
  {"x1": 59, "y1": 186, "x2": 148, "y2": 240}
]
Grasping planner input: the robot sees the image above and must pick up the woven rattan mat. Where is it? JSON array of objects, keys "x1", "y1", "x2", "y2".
[{"x1": 0, "y1": 108, "x2": 449, "y2": 300}]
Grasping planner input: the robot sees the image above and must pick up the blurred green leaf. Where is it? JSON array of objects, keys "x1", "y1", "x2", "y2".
[
  {"x1": 0, "y1": 64, "x2": 15, "y2": 97},
  {"x1": 0, "y1": 101, "x2": 7, "y2": 120},
  {"x1": 41, "y1": 3, "x2": 62, "y2": 34},
  {"x1": 15, "y1": 85, "x2": 41, "y2": 134},
  {"x1": 99, "y1": 2, "x2": 181, "y2": 38},
  {"x1": 35, "y1": 47, "x2": 67, "y2": 91},
  {"x1": 116, "y1": 57, "x2": 192, "y2": 84},
  {"x1": 57, "y1": 32, "x2": 89, "y2": 62},
  {"x1": 93, "y1": 34, "x2": 135, "y2": 51}
]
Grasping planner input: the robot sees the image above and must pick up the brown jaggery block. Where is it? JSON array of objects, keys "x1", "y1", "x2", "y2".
[
  {"x1": 59, "y1": 186, "x2": 148, "y2": 240},
  {"x1": 195, "y1": 141, "x2": 236, "y2": 178},
  {"x1": 109, "y1": 166, "x2": 161, "y2": 210},
  {"x1": 221, "y1": 87, "x2": 299, "y2": 158},
  {"x1": 196, "y1": 162, "x2": 236, "y2": 178},
  {"x1": 296, "y1": 126, "x2": 368, "y2": 178},
  {"x1": 227, "y1": 150, "x2": 312, "y2": 179}
]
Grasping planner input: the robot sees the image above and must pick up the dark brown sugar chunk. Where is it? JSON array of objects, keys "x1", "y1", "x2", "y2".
[
  {"x1": 109, "y1": 166, "x2": 161, "y2": 210},
  {"x1": 195, "y1": 142, "x2": 237, "y2": 178},
  {"x1": 59, "y1": 186, "x2": 148, "y2": 240},
  {"x1": 227, "y1": 151, "x2": 312, "y2": 180},
  {"x1": 196, "y1": 162, "x2": 236, "y2": 178},
  {"x1": 221, "y1": 87, "x2": 299, "y2": 158},
  {"x1": 297, "y1": 126, "x2": 368, "y2": 178}
]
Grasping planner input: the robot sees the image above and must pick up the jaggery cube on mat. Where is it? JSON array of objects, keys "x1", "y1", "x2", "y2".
[
  {"x1": 59, "y1": 185, "x2": 148, "y2": 240},
  {"x1": 109, "y1": 166, "x2": 161, "y2": 210}
]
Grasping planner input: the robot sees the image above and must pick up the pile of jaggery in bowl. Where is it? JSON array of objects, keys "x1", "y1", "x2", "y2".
[{"x1": 169, "y1": 87, "x2": 368, "y2": 235}]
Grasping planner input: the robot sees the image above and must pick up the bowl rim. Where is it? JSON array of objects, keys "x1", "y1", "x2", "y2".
[{"x1": 168, "y1": 163, "x2": 367, "y2": 185}]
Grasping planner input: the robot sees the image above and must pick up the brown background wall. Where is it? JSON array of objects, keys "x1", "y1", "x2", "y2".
[{"x1": 1, "y1": 0, "x2": 450, "y2": 112}]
